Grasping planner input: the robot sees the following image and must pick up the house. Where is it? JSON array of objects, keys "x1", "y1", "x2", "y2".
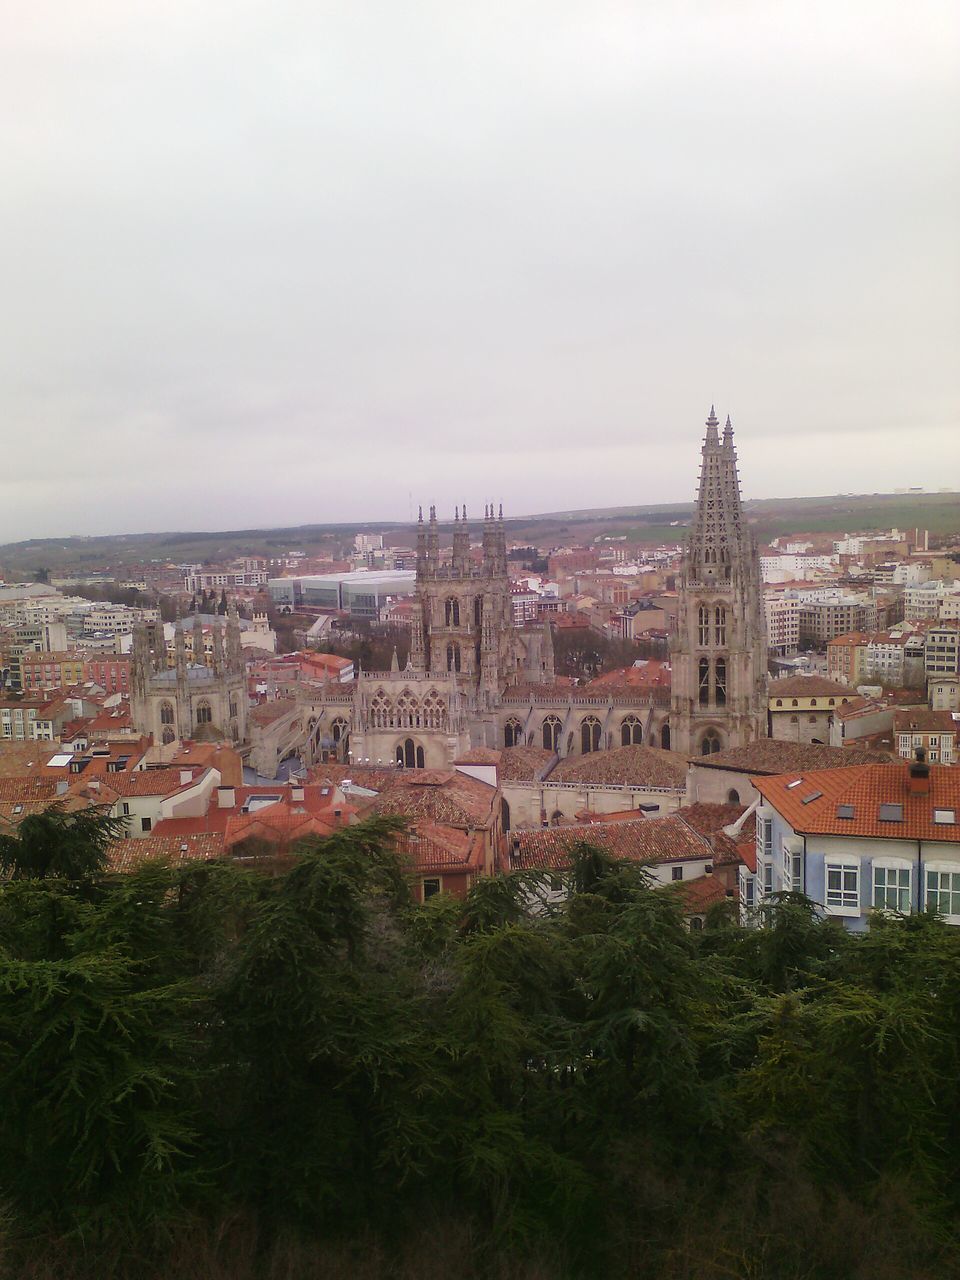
[
  {"x1": 752, "y1": 754, "x2": 960, "y2": 931},
  {"x1": 510, "y1": 802, "x2": 756, "y2": 927},
  {"x1": 767, "y1": 675, "x2": 857, "y2": 744},
  {"x1": 893, "y1": 709, "x2": 957, "y2": 765},
  {"x1": 686, "y1": 740, "x2": 896, "y2": 808}
]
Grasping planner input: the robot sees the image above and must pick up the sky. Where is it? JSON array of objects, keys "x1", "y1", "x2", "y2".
[{"x1": 1, "y1": 0, "x2": 958, "y2": 540}]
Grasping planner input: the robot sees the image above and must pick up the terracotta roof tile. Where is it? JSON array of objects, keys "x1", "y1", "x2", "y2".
[
  {"x1": 548, "y1": 745, "x2": 687, "y2": 790},
  {"x1": 754, "y1": 762, "x2": 960, "y2": 842},
  {"x1": 107, "y1": 833, "x2": 226, "y2": 872},
  {"x1": 769, "y1": 675, "x2": 858, "y2": 698},
  {"x1": 498, "y1": 746, "x2": 555, "y2": 782},
  {"x1": 693, "y1": 741, "x2": 896, "y2": 773}
]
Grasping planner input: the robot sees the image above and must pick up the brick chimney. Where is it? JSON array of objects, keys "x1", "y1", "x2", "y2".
[{"x1": 908, "y1": 747, "x2": 930, "y2": 796}]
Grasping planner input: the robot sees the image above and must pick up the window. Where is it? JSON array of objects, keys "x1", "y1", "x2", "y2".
[
  {"x1": 446, "y1": 642, "x2": 461, "y2": 673},
  {"x1": 444, "y1": 598, "x2": 460, "y2": 627},
  {"x1": 698, "y1": 657, "x2": 710, "y2": 706},
  {"x1": 714, "y1": 657, "x2": 726, "y2": 706},
  {"x1": 141, "y1": 817, "x2": 152, "y2": 833},
  {"x1": 160, "y1": 701, "x2": 175, "y2": 724},
  {"x1": 700, "y1": 728, "x2": 721, "y2": 755},
  {"x1": 621, "y1": 715, "x2": 643, "y2": 746},
  {"x1": 698, "y1": 605, "x2": 709, "y2": 646},
  {"x1": 671, "y1": 866, "x2": 683, "y2": 881},
  {"x1": 504, "y1": 718, "x2": 523, "y2": 748},
  {"x1": 714, "y1": 605, "x2": 726, "y2": 645},
  {"x1": 933, "y1": 809, "x2": 956, "y2": 825},
  {"x1": 542, "y1": 715, "x2": 561, "y2": 753},
  {"x1": 925, "y1": 869, "x2": 960, "y2": 919},
  {"x1": 873, "y1": 865, "x2": 911, "y2": 913},
  {"x1": 878, "y1": 803, "x2": 903, "y2": 823},
  {"x1": 727, "y1": 789, "x2": 740, "y2": 804},
  {"x1": 581, "y1": 716, "x2": 601, "y2": 754},
  {"x1": 121, "y1": 802, "x2": 130, "y2": 816},
  {"x1": 422, "y1": 877, "x2": 442, "y2": 900},
  {"x1": 196, "y1": 702, "x2": 213, "y2": 725},
  {"x1": 743, "y1": 877, "x2": 755, "y2": 908},
  {"x1": 825, "y1": 862, "x2": 859, "y2": 912}
]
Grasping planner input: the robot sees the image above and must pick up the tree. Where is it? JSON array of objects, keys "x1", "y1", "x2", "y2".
[{"x1": 0, "y1": 806, "x2": 126, "y2": 881}]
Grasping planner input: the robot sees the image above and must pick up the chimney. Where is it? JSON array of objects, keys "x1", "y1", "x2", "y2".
[
  {"x1": 908, "y1": 746, "x2": 930, "y2": 795},
  {"x1": 291, "y1": 786, "x2": 305, "y2": 802},
  {"x1": 56, "y1": 779, "x2": 68, "y2": 796},
  {"x1": 179, "y1": 768, "x2": 194, "y2": 786},
  {"x1": 217, "y1": 785, "x2": 236, "y2": 808}
]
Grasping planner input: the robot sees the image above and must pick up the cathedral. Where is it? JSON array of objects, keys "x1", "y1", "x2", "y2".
[
  {"x1": 287, "y1": 410, "x2": 767, "y2": 775},
  {"x1": 669, "y1": 407, "x2": 768, "y2": 754},
  {"x1": 131, "y1": 606, "x2": 248, "y2": 746}
]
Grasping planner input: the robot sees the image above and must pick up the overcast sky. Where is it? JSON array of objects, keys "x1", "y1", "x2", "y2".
[{"x1": 1, "y1": 1, "x2": 958, "y2": 541}]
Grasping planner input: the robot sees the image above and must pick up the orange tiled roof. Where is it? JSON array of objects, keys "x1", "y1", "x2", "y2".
[
  {"x1": 692, "y1": 741, "x2": 896, "y2": 773},
  {"x1": 513, "y1": 812, "x2": 712, "y2": 871},
  {"x1": 753, "y1": 762, "x2": 960, "y2": 842},
  {"x1": 108, "y1": 833, "x2": 227, "y2": 872},
  {"x1": 498, "y1": 746, "x2": 555, "y2": 782},
  {"x1": 769, "y1": 675, "x2": 857, "y2": 698},
  {"x1": 548, "y1": 745, "x2": 687, "y2": 790}
]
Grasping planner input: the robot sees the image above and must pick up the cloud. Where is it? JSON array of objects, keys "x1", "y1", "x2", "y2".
[{"x1": 0, "y1": 0, "x2": 957, "y2": 539}]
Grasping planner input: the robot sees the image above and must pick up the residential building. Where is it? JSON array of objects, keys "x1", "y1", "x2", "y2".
[
  {"x1": 753, "y1": 755, "x2": 960, "y2": 931},
  {"x1": 764, "y1": 594, "x2": 800, "y2": 657},
  {"x1": 768, "y1": 676, "x2": 858, "y2": 744},
  {"x1": 893, "y1": 710, "x2": 957, "y2": 764}
]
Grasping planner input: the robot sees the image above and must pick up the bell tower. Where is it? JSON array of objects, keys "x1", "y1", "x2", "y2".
[{"x1": 669, "y1": 408, "x2": 767, "y2": 756}]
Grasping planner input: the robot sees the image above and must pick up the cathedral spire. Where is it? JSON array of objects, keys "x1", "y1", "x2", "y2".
[
  {"x1": 704, "y1": 404, "x2": 720, "y2": 447},
  {"x1": 723, "y1": 413, "x2": 734, "y2": 447}
]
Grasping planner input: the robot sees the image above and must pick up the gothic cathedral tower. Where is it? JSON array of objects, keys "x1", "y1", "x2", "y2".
[{"x1": 670, "y1": 408, "x2": 767, "y2": 755}]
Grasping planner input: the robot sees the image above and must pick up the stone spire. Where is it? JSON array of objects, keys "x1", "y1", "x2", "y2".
[
  {"x1": 416, "y1": 506, "x2": 426, "y2": 580},
  {"x1": 688, "y1": 408, "x2": 746, "y2": 584},
  {"x1": 452, "y1": 503, "x2": 470, "y2": 574},
  {"x1": 426, "y1": 505, "x2": 439, "y2": 572}
]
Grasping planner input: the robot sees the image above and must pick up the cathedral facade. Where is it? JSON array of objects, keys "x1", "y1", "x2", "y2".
[
  {"x1": 131, "y1": 607, "x2": 248, "y2": 746},
  {"x1": 248, "y1": 412, "x2": 767, "y2": 777}
]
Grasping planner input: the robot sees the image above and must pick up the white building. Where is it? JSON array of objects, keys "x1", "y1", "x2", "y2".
[{"x1": 764, "y1": 594, "x2": 800, "y2": 657}]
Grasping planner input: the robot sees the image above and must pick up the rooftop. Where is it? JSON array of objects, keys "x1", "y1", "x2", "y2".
[
  {"x1": 754, "y1": 762, "x2": 960, "y2": 842},
  {"x1": 691, "y1": 741, "x2": 896, "y2": 774}
]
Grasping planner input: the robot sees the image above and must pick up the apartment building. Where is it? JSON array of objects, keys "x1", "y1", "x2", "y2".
[
  {"x1": 764, "y1": 594, "x2": 800, "y2": 656},
  {"x1": 893, "y1": 710, "x2": 956, "y2": 765}
]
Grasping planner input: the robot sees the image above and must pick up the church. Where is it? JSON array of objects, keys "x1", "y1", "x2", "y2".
[{"x1": 285, "y1": 409, "x2": 768, "y2": 774}]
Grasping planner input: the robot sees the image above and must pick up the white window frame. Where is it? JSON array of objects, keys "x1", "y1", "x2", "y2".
[
  {"x1": 871, "y1": 858, "x2": 912, "y2": 914},
  {"x1": 924, "y1": 862, "x2": 960, "y2": 924},
  {"x1": 824, "y1": 861, "x2": 860, "y2": 916}
]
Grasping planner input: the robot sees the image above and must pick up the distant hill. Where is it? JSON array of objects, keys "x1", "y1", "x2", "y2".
[{"x1": 0, "y1": 491, "x2": 956, "y2": 576}]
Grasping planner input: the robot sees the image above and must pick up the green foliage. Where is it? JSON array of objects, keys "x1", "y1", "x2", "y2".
[
  {"x1": 1, "y1": 820, "x2": 959, "y2": 1278},
  {"x1": 0, "y1": 805, "x2": 127, "y2": 881}
]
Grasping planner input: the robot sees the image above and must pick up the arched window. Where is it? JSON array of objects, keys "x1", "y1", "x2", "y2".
[
  {"x1": 196, "y1": 701, "x2": 212, "y2": 725},
  {"x1": 371, "y1": 690, "x2": 391, "y2": 729},
  {"x1": 397, "y1": 690, "x2": 420, "y2": 728},
  {"x1": 474, "y1": 596, "x2": 483, "y2": 627},
  {"x1": 715, "y1": 657, "x2": 726, "y2": 706},
  {"x1": 791, "y1": 699, "x2": 799, "y2": 707},
  {"x1": 504, "y1": 718, "x2": 524, "y2": 748},
  {"x1": 581, "y1": 716, "x2": 601, "y2": 754},
  {"x1": 621, "y1": 715, "x2": 643, "y2": 746},
  {"x1": 331, "y1": 717, "x2": 349, "y2": 743},
  {"x1": 446, "y1": 642, "x2": 461, "y2": 673},
  {"x1": 660, "y1": 723, "x2": 671, "y2": 750},
  {"x1": 700, "y1": 728, "x2": 722, "y2": 755},
  {"x1": 775, "y1": 699, "x2": 782, "y2": 707},
  {"x1": 828, "y1": 698, "x2": 835, "y2": 706},
  {"x1": 160, "y1": 701, "x2": 175, "y2": 725},
  {"x1": 714, "y1": 605, "x2": 726, "y2": 646},
  {"x1": 690, "y1": 917, "x2": 704, "y2": 931},
  {"x1": 698, "y1": 605, "x2": 709, "y2": 646},
  {"x1": 229, "y1": 697, "x2": 238, "y2": 720},
  {"x1": 161, "y1": 727, "x2": 175, "y2": 745},
  {"x1": 422, "y1": 690, "x2": 445, "y2": 730},
  {"x1": 727, "y1": 788, "x2": 740, "y2": 804},
  {"x1": 542, "y1": 715, "x2": 562, "y2": 753},
  {"x1": 810, "y1": 698, "x2": 817, "y2": 707},
  {"x1": 698, "y1": 657, "x2": 710, "y2": 706},
  {"x1": 396, "y1": 738, "x2": 424, "y2": 769},
  {"x1": 445, "y1": 598, "x2": 460, "y2": 627}
]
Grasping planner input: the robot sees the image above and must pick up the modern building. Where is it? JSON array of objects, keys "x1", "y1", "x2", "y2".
[{"x1": 753, "y1": 755, "x2": 960, "y2": 931}]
